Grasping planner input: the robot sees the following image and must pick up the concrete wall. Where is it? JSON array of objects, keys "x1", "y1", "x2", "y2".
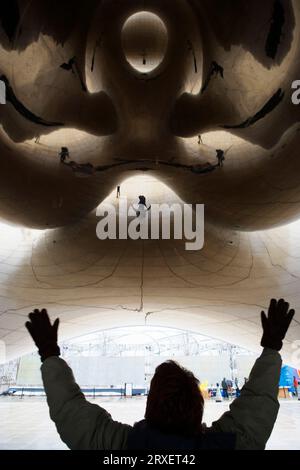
[
  {"x1": 67, "y1": 356, "x2": 145, "y2": 387},
  {"x1": 16, "y1": 355, "x2": 145, "y2": 387}
]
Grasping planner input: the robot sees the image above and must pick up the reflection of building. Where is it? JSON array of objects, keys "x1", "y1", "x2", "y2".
[{"x1": 1, "y1": 326, "x2": 257, "y2": 396}]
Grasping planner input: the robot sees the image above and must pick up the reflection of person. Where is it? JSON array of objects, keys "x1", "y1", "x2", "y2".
[
  {"x1": 216, "y1": 149, "x2": 225, "y2": 167},
  {"x1": 117, "y1": 186, "x2": 121, "y2": 198},
  {"x1": 59, "y1": 147, "x2": 70, "y2": 163},
  {"x1": 138, "y1": 196, "x2": 148, "y2": 207},
  {"x1": 201, "y1": 61, "x2": 224, "y2": 93},
  {"x1": 25, "y1": 298, "x2": 294, "y2": 450},
  {"x1": 226, "y1": 379, "x2": 233, "y2": 398},
  {"x1": 211, "y1": 61, "x2": 224, "y2": 79},
  {"x1": 133, "y1": 195, "x2": 151, "y2": 218}
]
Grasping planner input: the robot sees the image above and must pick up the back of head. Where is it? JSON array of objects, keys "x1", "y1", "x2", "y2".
[{"x1": 145, "y1": 360, "x2": 204, "y2": 438}]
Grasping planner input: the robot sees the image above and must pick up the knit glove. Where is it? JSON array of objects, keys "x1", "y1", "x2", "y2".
[
  {"x1": 261, "y1": 299, "x2": 295, "y2": 351},
  {"x1": 25, "y1": 309, "x2": 60, "y2": 362}
]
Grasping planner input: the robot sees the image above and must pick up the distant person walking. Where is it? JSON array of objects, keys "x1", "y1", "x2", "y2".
[
  {"x1": 138, "y1": 196, "x2": 148, "y2": 208},
  {"x1": 227, "y1": 379, "x2": 233, "y2": 398},
  {"x1": 59, "y1": 147, "x2": 70, "y2": 164},
  {"x1": 215, "y1": 383, "x2": 223, "y2": 402},
  {"x1": 216, "y1": 149, "x2": 225, "y2": 167},
  {"x1": 222, "y1": 378, "x2": 229, "y2": 399},
  {"x1": 134, "y1": 195, "x2": 151, "y2": 218}
]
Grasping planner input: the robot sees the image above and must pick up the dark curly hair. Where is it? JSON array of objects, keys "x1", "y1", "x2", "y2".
[{"x1": 145, "y1": 360, "x2": 204, "y2": 437}]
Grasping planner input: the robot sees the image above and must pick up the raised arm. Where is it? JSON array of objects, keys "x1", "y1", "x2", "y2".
[
  {"x1": 25, "y1": 309, "x2": 131, "y2": 450},
  {"x1": 210, "y1": 299, "x2": 295, "y2": 450}
]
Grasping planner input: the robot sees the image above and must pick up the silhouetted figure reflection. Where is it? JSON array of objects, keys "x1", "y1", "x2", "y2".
[
  {"x1": 211, "y1": 61, "x2": 224, "y2": 79},
  {"x1": 59, "y1": 147, "x2": 70, "y2": 163},
  {"x1": 134, "y1": 195, "x2": 151, "y2": 218},
  {"x1": 216, "y1": 149, "x2": 225, "y2": 167}
]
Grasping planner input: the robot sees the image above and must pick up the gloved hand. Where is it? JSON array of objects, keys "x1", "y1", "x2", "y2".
[
  {"x1": 261, "y1": 298, "x2": 295, "y2": 351},
  {"x1": 25, "y1": 309, "x2": 60, "y2": 362}
]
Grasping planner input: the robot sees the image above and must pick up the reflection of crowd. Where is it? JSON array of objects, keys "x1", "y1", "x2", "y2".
[
  {"x1": 221, "y1": 377, "x2": 242, "y2": 399},
  {"x1": 201, "y1": 375, "x2": 300, "y2": 401},
  {"x1": 200, "y1": 376, "x2": 248, "y2": 401}
]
